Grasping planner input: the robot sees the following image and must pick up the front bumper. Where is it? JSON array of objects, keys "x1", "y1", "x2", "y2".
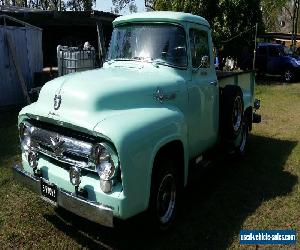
[{"x1": 12, "y1": 164, "x2": 114, "y2": 227}]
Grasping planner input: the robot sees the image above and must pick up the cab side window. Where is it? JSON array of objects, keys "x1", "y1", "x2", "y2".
[{"x1": 189, "y1": 29, "x2": 210, "y2": 68}]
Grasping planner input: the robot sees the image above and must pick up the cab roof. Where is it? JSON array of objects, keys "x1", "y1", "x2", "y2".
[{"x1": 113, "y1": 11, "x2": 210, "y2": 28}]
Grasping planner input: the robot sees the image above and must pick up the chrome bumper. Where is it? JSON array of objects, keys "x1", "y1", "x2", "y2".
[{"x1": 12, "y1": 164, "x2": 114, "y2": 227}]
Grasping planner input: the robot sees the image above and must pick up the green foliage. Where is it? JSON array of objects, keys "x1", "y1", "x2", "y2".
[
  {"x1": 261, "y1": 0, "x2": 289, "y2": 31},
  {"x1": 2, "y1": 0, "x2": 93, "y2": 10},
  {"x1": 147, "y1": 0, "x2": 264, "y2": 43},
  {"x1": 111, "y1": 0, "x2": 137, "y2": 14},
  {"x1": 67, "y1": 0, "x2": 95, "y2": 11}
]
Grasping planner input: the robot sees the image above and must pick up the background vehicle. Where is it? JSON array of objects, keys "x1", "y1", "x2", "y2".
[
  {"x1": 256, "y1": 42, "x2": 300, "y2": 82},
  {"x1": 13, "y1": 11, "x2": 261, "y2": 230}
]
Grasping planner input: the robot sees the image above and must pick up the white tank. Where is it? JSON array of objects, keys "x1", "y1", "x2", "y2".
[{"x1": 57, "y1": 44, "x2": 96, "y2": 76}]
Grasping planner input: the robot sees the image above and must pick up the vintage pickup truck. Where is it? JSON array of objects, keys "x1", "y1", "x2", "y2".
[{"x1": 13, "y1": 12, "x2": 261, "y2": 230}]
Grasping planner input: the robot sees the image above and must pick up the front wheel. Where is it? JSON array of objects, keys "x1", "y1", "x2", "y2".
[{"x1": 148, "y1": 159, "x2": 178, "y2": 231}]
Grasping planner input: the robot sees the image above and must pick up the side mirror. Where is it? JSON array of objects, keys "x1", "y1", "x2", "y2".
[
  {"x1": 200, "y1": 55, "x2": 209, "y2": 68},
  {"x1": 192, "y1": 55, "x2": 210, "y2": 73}
]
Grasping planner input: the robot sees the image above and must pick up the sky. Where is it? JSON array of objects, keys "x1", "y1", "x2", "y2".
[{"x1": 96, "y1": 0, "x2": 145, "y2": 14}]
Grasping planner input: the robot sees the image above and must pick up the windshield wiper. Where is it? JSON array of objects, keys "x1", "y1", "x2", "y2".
[
  {"x1": 115, "y1": 58, "x2": 134, "y2": 61},
  {"x1": 106, "y1": 58, "x2": 136, "y2": 64},
  {"x1": 108, "y1": 57, "x2": 184, "y2": 69},
  {"x1": 151, "y1": 58, "x2": 172, "y2": 67},
  {"x1": 108, "y1": 57, "x2": 148, "y2": 63}
]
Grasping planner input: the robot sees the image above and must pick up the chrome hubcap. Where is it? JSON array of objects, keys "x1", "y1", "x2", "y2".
[
  {"x1": 232, "y1": 96, "x2": 242, "y2": 132},
  {"x1": 157, "y1": 174, "x2": 176, "y2": 224},
  {"x1": 239, "y1": 124, "x2": 247, "y2": 152},
  {"x1": 285, "y1": 70, "x2": 292, "y2": 81}
]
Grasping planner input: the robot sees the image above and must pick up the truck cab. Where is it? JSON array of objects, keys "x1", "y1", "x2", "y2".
[{"x1": 13, "y1": 12, "x2": 260, "y2": 230}]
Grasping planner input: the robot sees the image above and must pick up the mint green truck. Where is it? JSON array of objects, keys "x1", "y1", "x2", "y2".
[{"x1": 13, "y1": 11, "x2": 261, "y2": 230}]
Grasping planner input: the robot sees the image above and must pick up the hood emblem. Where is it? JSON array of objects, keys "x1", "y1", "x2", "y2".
[
  {"x1": 153, "y1": 87, "x2": 176, "y2": 103},
  {"x1": 54, "y1": 94, "x2": 62, "y2": 110},
  {"x1": 50, "y1": 135, "x2": 65, "y2": 157},
  {"x1": 154, "y1": 88, "x2": 165, "y2": 103}
]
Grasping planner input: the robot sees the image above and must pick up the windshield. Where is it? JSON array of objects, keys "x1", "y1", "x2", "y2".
[
  {"x1": 283, "y1": 46, "x2": 295, "y2": 56},
  {"x1": 107, "y1": 23, "x2": 187, "y2": 68}
]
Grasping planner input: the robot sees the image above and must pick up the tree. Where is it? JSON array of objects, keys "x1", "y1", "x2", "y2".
[
  {"x1": 142, "y1": 0, "x2": 263, "y2": 43},
  {"x1": 1, "y1": 0, "x2": 92, "y2": 10},
  {"x1": 67, "y1": 0, "x2": 95, "y2": 11},
  {"x1": 261, "y1": 0, "x2": 289, "y2": 31},
  {"x1": 261, "y1": 0, "x2": 300, "y2": 48},
  {"x1": 111, "y1": 0, "x2": 137, "y2": 14}
]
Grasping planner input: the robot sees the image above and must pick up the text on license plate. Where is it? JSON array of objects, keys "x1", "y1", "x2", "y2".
[{"x1": 41, "y1": 180, "x2": 57, "y2": 203}]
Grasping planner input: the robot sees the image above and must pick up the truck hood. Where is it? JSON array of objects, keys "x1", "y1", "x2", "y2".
[{"x1": 26, "y1": 64, "x2": 187, "y2": 131}]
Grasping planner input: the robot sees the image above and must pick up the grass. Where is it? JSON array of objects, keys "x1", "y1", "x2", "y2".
[{"x1": 0, "y1": 80, "x2": 300, "y2": 249}]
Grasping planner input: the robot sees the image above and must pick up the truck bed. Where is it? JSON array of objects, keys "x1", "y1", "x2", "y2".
[{"x1": 217, "y1": 70, "x2": 255, "y2": 110}]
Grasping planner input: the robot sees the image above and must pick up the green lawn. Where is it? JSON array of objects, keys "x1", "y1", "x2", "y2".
[{"x1": 0, "y1": 81, "x2": 299, "y2": 249}]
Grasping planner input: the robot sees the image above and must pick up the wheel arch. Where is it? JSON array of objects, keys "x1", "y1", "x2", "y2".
[{"x1": 151, "y1": 140, "x2": 185, "y2": 192}]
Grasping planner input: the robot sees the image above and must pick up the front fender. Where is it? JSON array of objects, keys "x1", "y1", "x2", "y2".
[{"x1": 93, "y1": 107, "x2": 188, "y2": 219}]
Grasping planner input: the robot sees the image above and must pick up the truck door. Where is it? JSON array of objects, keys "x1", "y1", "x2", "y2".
[{"x1": 187, "y1": 25, "x2": 218, "y2": 157}]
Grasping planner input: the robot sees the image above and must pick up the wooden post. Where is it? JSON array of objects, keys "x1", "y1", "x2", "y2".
[
  {"x1": 96, "y1": 22, "x2": 106, "y2": 67},
  {"x1": 252, "y1": 23, "x2": 258, "y2": 71}
]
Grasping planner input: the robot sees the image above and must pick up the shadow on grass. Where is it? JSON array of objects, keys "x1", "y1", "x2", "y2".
[
  {"x1": 0, "y1": 109, "x2": 20, "y2": 163},
  {"x1": 44, "y1": 134, "x2": 298, "y2": 250},
  {"x1": 256, "y1": 74, "x2": 300, "y2": 85}
]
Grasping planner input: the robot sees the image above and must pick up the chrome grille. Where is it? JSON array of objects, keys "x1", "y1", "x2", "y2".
[{"x1": 29, "y1": 125, "x2": 95, "y2": 171}]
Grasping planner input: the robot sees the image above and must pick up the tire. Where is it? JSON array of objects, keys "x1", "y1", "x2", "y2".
[
  {"x1": 220, "y1": 85, "x2": 244, "y2": 139},
  {"x1": 148, "y1": 158, "x2": 178, "y2": 231},
  {"x1": 234, "y1": 119, "x2": 249, "y2": 156},
  {"x1": 283, "y1": 68, "x2": 294, "y2": 82}
]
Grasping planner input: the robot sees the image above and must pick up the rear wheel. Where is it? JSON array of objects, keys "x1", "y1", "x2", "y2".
[
  {"x1": 234, "y1": 119, "x2": 249, "y2": 156},
  {"x1": 220, "y1": 85, "x2": 244, "y2": 139}
]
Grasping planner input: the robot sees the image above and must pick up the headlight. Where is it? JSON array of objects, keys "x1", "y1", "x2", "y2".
[
  {"x1": 19, "y1": 123, "x2": 39, "y2": 170},
  {"x1": 93, "y1": 143, "x2": 119, "y2": 193},
  {"x1": 19, "y1": 123, "x2": 32, "y2": 151},
  {"x1": 93, "y1": 143, "x2": 118, "y2": 180},
  {"x1": 293, "y1": 58, "x2": 300, "y2": 65},
  {"x1": 96, "y1": 161, "x2": 115, "y2": 181}
]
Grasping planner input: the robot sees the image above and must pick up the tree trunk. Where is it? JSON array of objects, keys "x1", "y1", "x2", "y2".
[
  {"x1": 292, "y1": 0, "x2": 297, "y2": 48},
  {"x1": 295, "y1": 0, "x2": 300, "y2": 46}
]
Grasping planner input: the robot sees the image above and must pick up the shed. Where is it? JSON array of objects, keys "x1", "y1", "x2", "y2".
[
  {"x1": 0, "y1": 15, "x2": 43, "y2": 106},
  {"x1": 0, "y1": 6, "x2": 117, "y2": 67}
]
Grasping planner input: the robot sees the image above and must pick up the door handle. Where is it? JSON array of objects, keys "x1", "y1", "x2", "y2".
[{"x1": 210, "y1": 81, "x2": 218, "y2": 86}]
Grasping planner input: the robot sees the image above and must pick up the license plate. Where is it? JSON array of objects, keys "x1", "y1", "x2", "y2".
[{"x1": 41, "y1": 180, "x2": 57, "y2": 203}]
